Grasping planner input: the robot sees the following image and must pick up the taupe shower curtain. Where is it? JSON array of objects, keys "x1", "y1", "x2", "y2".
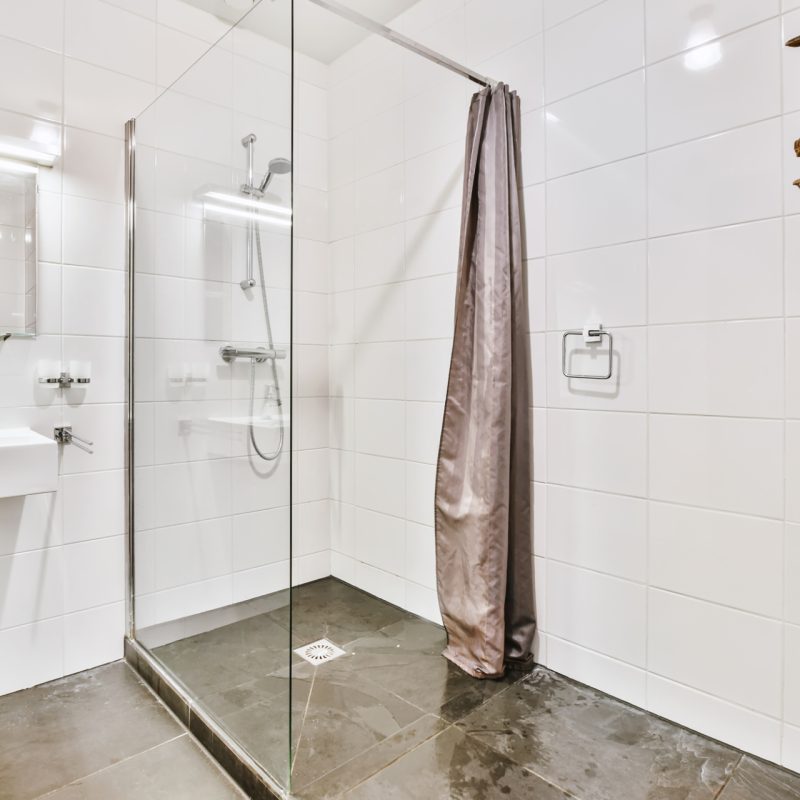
[{"x1": 434, "y1": 83, "x2": 535, "y2": 679}]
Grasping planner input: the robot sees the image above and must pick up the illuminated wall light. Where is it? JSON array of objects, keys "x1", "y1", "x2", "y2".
[
  {"x1": 0, "y1": 158, "x2": 38, "y2": 176},
  {"x1": 0, "y1": 136, "x2": 58, "y2": 167}
]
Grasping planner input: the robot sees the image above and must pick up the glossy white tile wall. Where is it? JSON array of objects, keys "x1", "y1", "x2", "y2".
[
  {"x1": 323, "y1": 0, "x2": 800, "y2": 772},
  {"x1": 0, "y1": 0, "x2": 329, "y2": 696},
  {"x1": 525, "y1": 0, "x2": 796, "y2": 770},
  {"x1": 133, "y1": 4, "x2": 332, "y2": 633}
]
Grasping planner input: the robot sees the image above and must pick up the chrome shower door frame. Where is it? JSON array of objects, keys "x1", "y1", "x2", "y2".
[{"x1": 123, "y1": 109, "x2": 291, "y2": 800}]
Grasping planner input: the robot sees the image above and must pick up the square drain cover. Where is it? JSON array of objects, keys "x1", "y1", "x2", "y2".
[{"x1": 294, "y1": 638, "x2": 346, "y2": 665}]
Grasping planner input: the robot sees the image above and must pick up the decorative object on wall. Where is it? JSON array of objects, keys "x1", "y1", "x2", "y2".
[
  {"x1": 435, "y1": 82, "x2": 535, "y2": 680},
  {"x1": 786, "y1": 34, "x2": 800, "y2": 47}
]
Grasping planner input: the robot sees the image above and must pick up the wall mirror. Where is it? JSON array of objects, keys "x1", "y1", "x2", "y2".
[{"x1": 0, "y1": 160, "x2": 37, "y2": 339}]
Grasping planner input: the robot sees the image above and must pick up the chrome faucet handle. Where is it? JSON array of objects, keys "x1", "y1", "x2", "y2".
[{"x1": 54, "y1": 425, "x2": 94, "y2": 454}]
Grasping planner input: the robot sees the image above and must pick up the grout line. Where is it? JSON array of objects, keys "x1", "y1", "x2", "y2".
[
  {"x1": 32, "y1": 732, "x2": 188, "y2": 800},
  {"x1": 713, "y1": 754, "x2": 745, "y2": 799}
]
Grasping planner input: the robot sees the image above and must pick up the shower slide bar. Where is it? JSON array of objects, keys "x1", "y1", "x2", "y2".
[
  {"x1": 307, "y1": 0, "x2": 498, "y2": 88},
  {"x1": 219, "y1": 345, "x2": 287, "y2": 364}
]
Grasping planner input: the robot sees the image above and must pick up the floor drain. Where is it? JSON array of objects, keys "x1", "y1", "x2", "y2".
[{"x1": 294, "y1": 638, "x2": 346, "y2": 666}]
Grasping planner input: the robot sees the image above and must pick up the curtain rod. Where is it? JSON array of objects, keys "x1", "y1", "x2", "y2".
[{"x1": 305, "y1": 0, "x2": 498, "y2": 88}]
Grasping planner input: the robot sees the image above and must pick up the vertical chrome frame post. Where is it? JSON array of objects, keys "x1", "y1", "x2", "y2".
[{"x1": 124, "y1": 118, "x2": 136, "y2": 638}]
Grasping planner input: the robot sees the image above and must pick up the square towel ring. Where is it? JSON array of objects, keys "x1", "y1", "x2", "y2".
[{"x1": 561, "y1": 328, "x2": 614, "y2": 380}]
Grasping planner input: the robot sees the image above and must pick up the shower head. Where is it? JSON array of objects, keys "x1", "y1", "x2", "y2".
[{"x1": 258, "y1": 157, "x2": 292, "y2": 193}]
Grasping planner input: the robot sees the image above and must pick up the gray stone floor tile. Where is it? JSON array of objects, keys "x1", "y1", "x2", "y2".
[
  {"x1": 343, "y1": 725, "x2": 574, "y2": 799},
  {"x1": 294, "y1": 715, "x2": 448, "y2": 800},
  {"x1": 40, "y1": 735, "x2": 246, "y2": 799},
  {"x1": 0, "y1": 663, "x2": 182, "y2": 800},
  {"x1": 719, "y1": 756, "x2": 800, "y2": 799},
  {"x1": 457, "y1": 668, "x2": 739, "y2": 800}
]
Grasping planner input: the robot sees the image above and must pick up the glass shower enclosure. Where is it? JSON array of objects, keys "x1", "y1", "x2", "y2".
[
  {"x1": 126, "y1": 0, "x2": 294, "y2": 794},
  {"x1": 124, "y1": 1, "x2": 492, "y2": 796}
]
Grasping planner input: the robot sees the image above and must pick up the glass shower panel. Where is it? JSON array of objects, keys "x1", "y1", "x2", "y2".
[
  {"x1": 130, "y1": 1, "x2": 293, "y2": 791},
  {"x1": 285, "y1": 2, "x2": 476, "y2": 793}
]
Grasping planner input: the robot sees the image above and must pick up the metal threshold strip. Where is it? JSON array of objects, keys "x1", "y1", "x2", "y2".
[{"x1": 306, "y1": 0, "x2": 498, "y2": 88}]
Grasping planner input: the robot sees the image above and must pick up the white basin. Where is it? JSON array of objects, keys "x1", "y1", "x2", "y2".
[{"x1": 0, "y1": 428, "x2": 58, "y2": 499}]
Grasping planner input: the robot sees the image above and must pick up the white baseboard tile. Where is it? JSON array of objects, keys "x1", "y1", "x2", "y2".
[
  {"x1": 647, "y1": 673, "x2": 781, "y2": 763},
  {"x1": 546, "y1": 634, "x2": 647, "y2": 708},
  {"x1": 330, "y1": 551, "x2": 356, "y2": 583},
  {"x1": 404, "y1": 580, "x2": 442, "y2": 625},
  {"x1": 783, "y1": 724, "x2": 800, "y2": 773}
]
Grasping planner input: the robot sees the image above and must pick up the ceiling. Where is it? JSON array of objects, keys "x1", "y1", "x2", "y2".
[{"x1": 182, "y1": 0, "x2": 421, "y2": 64}]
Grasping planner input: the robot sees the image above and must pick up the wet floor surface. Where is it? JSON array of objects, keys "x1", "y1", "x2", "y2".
[
  {"x1": 0, "y1": 662, "x2": 246, "y2": 800},
  {"x1": 150, "y1": 578, "x2": 800, "y2": 799},
  {"x1": 5, "y1": 578, "x2": 800, "y2": 799}
]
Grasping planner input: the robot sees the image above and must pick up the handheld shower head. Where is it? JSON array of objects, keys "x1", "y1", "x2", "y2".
[{"x1": 258, "y1": 157, "x2": 292, "y2": 193}]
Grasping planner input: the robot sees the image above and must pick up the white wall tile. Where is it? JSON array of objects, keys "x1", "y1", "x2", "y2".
[
  {"x1": 355, "y1": 399, "x2": 405, "y2": 459},
  {"x1": 0, "y1": 492, "x2": 61, "y2": 556},
  {"x1": 546, "y1": 72, "x2": 646, "y2": 178},
  {"x1": 465, "y1": 0, "x2": 543, "y2": 63},
  {"x1": 355, "y1": 342, "x2": 405, "y2": 399},
  {"x1": 404, "y1": 208, "x2": 460, "y2": 280},
  {"x1": 649, "y1": 415, "x2": 784, "y2": 518},
  {"x1": 785, "y1": 624, "x2": 800, "y2": 726},
  {"x1": 354, "y1": 224, "x2": 404, "y2": 288},
  {"x1": 0, "y1": 619, "x2": 63, "y2": 695},
  {"x1": 547, "y1": 157, "x2": 647, "y2": 254},
  {"x1": 355, "y1": 106, "x2": 403, "y2": 179},
  {"x1": 788, "y1": 525, "x2": 800, "y2": 625},
  {"x1": 547, "y1": 561, "x2": 646, "y2": 665},
  {"x1": 787, "y1": 423, "x2": 800, "y2": 523},
  {"x1": 0, "y1": 548, "x2": 63, "y2": 629},
  {"x1": 63, "y1": 536, "x2": 125, "y2": 613},
  {"x1": 648, "y1": 320, "x2": 784, "y2": 418},
  {"x1": 547, "y1": 635, "x2": 647, "y2": 708},
  {"x1": 647, "y1": 674, "x2": 782, "y2": 763},
  {"x1": 62, "y1": 470, "x2": 125, "y2": 544},
  {"x1": 649, "y1": 219, "x2": 783, "y2": 324},
  {"x1": 648, "y1": 589, "x2": 783, "y2": 716},
  {"x1": 547, "y1": 241, "x2": 647, "y2": 330},
  {"x1": 63, "y1": 601, "x2": 124, "y2": 674},
  {"x1": 62, "y1": 197, "x2": 125, "y2": 270},
  {"x1": 647, "y1": 21, "x2": 782, "y2": 150},
  {"x1": 354, "y1": 453, "x2": 405, "y2": 518},
  {"x1": 547, "y1": 409, "x2": 647, "y2": 496},
  {"x1": 0, "y1": 37, "x2": 63, "y2": 123},
  {"x1": 355, "y1": 507, "x2": 404, "y2": 575},
  {"x1": 65, "y1": 0, "x2": 156, "y2": 82},
  {"x1": 545, "y1": 0, "x2": 644, "y2": 102},
  {"x1": 64, "y1": 59, "x2": 155, "y2": 139},
  {"x1": 547, "y1": 485, "x2": 646, "y2": 581},
  {"x1": 786, "y1": 11, "x2": 800, "y2": 112},
  {"x1": 404, "y1": 86, "x2": 466, "y2": 161},
  {"x1": 0, "y1": 0, "x2": 64, "y2": 52},
  {"x1": 544, "y1": 0, "x2": 603, "y2": 29},
  {"x1": 646, "y1": 0, "x2": 780, "y2": 63},
  {"x1": 650, "y1": 503, "x2": 784, "y2": 617},
  {"x1": 405, "y1": 339, "x2": 451, "y2": 403},
  {"x1": 404, "y1": 143, "x2": 463, "y2": 221},
  {"x1": 648, "y1": 119, "x2": 783, "y2": 237}
]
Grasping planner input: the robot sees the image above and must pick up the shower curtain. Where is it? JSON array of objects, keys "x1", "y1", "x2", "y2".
[{"x1": 434, "y1": 83, "x2": 535, "y2": 679}]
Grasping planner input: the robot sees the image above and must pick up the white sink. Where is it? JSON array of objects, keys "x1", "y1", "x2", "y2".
[{"x1": 0, "y1": 428, "x2": 58, "y2": 499}]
